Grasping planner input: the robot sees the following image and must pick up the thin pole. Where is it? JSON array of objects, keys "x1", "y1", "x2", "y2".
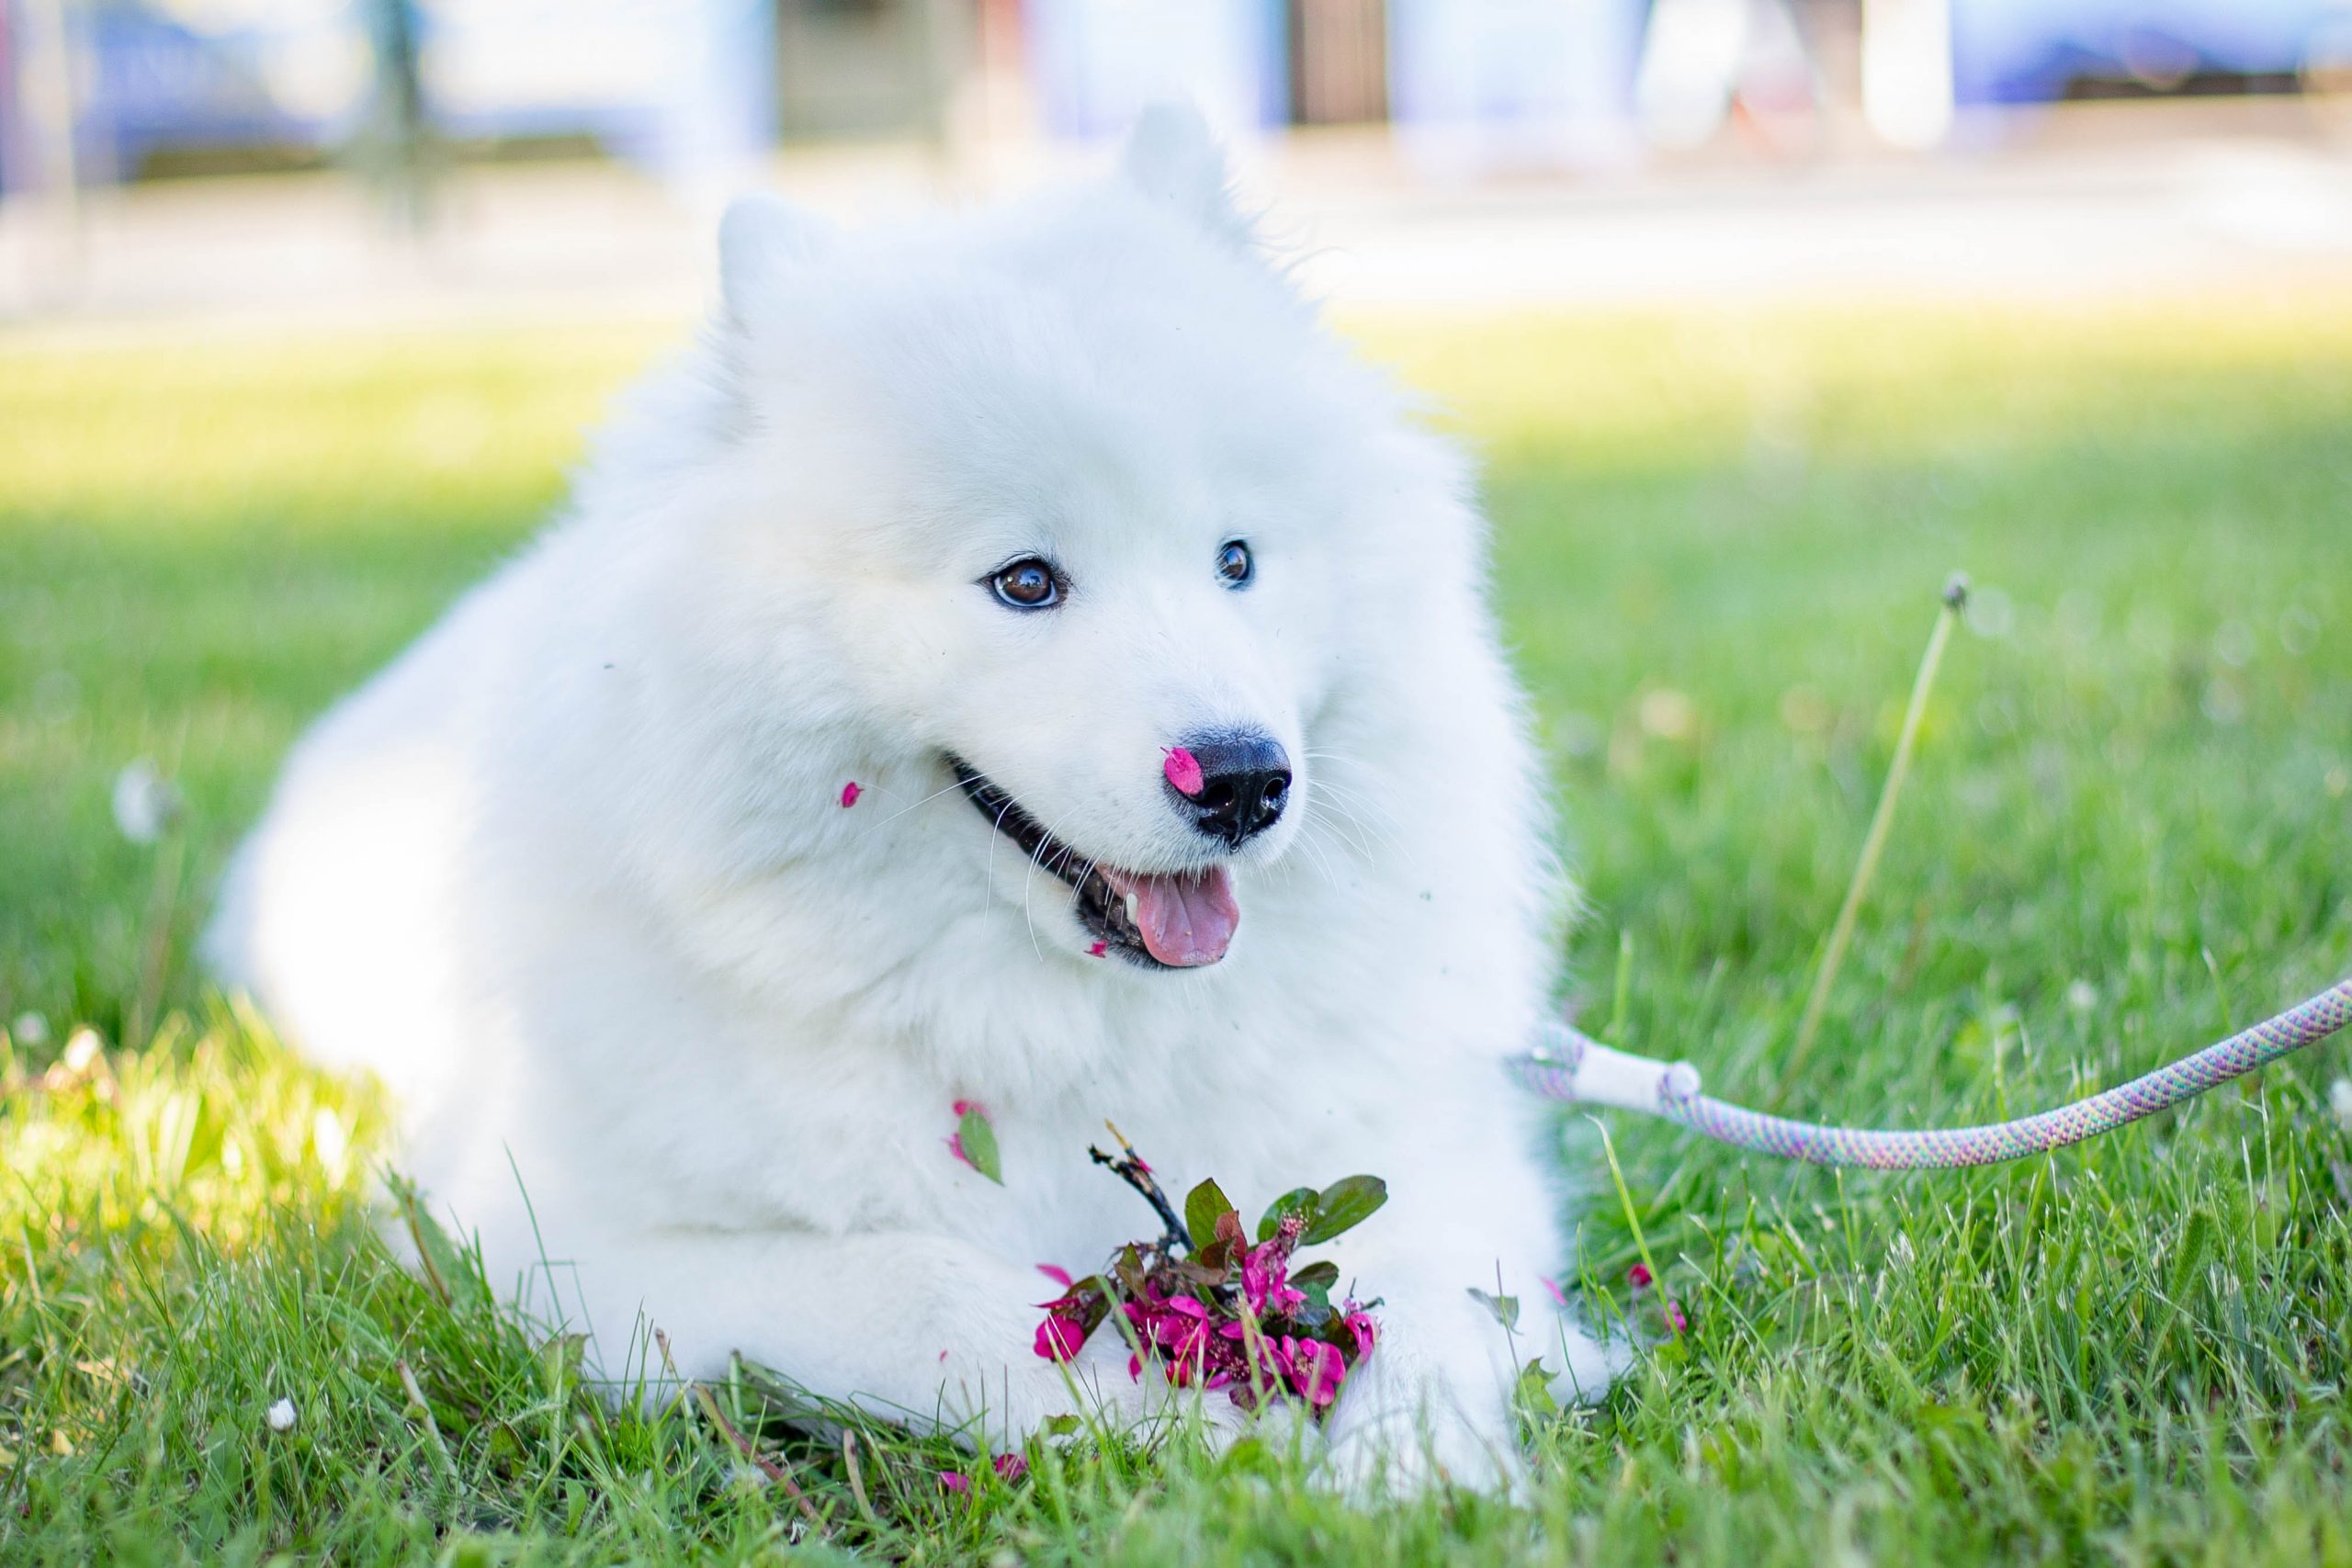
[{"x1": 1787, "y1": 573, "x2": 1968, "y2": 1077}]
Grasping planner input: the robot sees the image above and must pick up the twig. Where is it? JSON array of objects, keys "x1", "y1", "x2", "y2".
[
  {"x1": 393, "y1": 1181, "x2": 452, "y2": 1308},
  {"x1": 650, "y1": 1325, "x2": 698, "y2": 1426},
  {"x1": 1789, "y1": 573, "x2": 1968, "y2": 1079},
  {"x1": 1088, "y1": 1121, "x2": 1190, "y2": 1254},
  {"x1": 692, "y1": 1382, "x2": 827, "y2": 1534},
  {"x1": 397, "y1": 1359, "x2": 458, "y2": 1483},
  {"x1": 841, "y1": 1429, "x2": 881, "y2": 1530}
]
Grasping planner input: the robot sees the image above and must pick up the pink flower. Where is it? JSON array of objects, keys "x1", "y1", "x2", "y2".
[
  {"x1": 1342, "y1": 1305, "x2": 1379, "y2": 1359},
  {"x1": 1034, "y1": 1312, "x2": 1086, "y2": 1361},
  {"x1": 1115, "y1": 1290, "x2": 1249, "y2": 1386},
  {"x1": 1087, "y1": 941, "x2": 1107, "y2": 957},
  {"x1": 840, "y1": 781, "x2": 862, "y2": 807},
  {"x1": 952, "y1": 1099, "x2": 984, "y2": 1119},
  {"x1": 1241, "y1": 1242, "x2": 1306, "y2": 1317},
  {"x1": 1227, "y1": 1324, "x2": 1285, "y2": 1382},
  {"x1": 938, "y1": 1470, "x2": 969, "y2": 1494},
  {"x1": 1162, "y1": 746, "x2": 1205, "y2": 796},
  {"x1": 1282, "y1": 1337, "x2": 1348, "y2": 1407},
  {"x1": 1036, "y1": 1263, "x2": 1073, "y2": 1289},
  {"x1": 1538, "y1": 1276, "x2": 1568, "y2": 1306},
  {"x1": 1218, "y1": 1321, "x2": 1301, "y2": 1398},
  {"x1": 993, "y1": 1453, "x2": 1028, "y2": 1483},
  {"x1": 1620, "y1": 1262, "x2": 1685, "y2": 1329},
  {"x1": 945, "y1": 1133, "x2": 969, "y2": 1167},
  {"x1": 1156, "y1": 1297, "x2": 1215, "y2": 1376}
]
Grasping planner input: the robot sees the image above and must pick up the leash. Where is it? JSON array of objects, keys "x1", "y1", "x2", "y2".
[{"x1": 1509, "y1": 977, "x2": 2352, "y2": 1168}]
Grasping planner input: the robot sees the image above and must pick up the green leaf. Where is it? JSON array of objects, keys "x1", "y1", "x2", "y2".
[
  {"x1": 1183, "y1": 1179, "x2": 1235, "y2": 1251},
  {"x1": 1467, "y1": 1287, "x2": 1520, "y2": 1331},
  {"x1": 1290, "y1": 1258, "x2": 1340, "y2": 1291},
  {"x1": 1068, "y1": 1281, "x2": 1113, "y2": 1337},
  {"x1": 1513, "y1": 1357, "x2": 1560, "y2": 1422},
  {"x1": 956, "y1": 1103, "x2": 1002, "y2": 1184},
  {"x1": 1257, "y1": 1187, "x2": 1319, "y2": 1242},
  {"x1": 1218, "y1": 1436, "x2": 1278, "y2": 1479},
  {"x1": 1040, "y1": 1414, "x2": 1082, "y2": 1438},
  {"x1": 1301, "y1": 1175, "x2": 1387, "y2": 1244},
  {"x1": 539, "y1": 1332, "x2": 587, "y2": 1397},
  {"x1": 1172, "y1": 1258, "x2": 1228, "y2": 1292}
]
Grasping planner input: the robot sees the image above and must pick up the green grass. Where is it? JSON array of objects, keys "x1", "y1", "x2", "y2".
[{"x1": 5, "y1": 292, "x2": 2351, "y2": 1563}]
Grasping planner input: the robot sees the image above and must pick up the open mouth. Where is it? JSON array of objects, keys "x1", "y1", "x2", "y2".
[{"x1": 950, "y1": 760, "x2": 1239, "y2": 968}]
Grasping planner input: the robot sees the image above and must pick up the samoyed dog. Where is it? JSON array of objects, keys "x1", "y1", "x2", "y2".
[{"x1": 208, "y1": 106, "x2": 1618, "y2": 1489}]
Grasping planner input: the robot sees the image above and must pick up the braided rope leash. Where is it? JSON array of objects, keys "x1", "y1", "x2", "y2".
[{"x1": 1510, "y1": 977, "x2": 2352, "y2": 1168}]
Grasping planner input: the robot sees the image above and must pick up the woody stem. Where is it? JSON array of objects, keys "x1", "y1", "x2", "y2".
[{"x1": 1089, "y1": 1125, "x2": 1191, "y2": 1255}]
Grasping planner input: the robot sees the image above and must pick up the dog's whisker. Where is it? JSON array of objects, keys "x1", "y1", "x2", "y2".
[
  {"x1": 982, "y1": 795, "x2": 1020, "y2": 915},
  {"x1": 1302, "y1": 793, "x2": 1386, "y2": 863},
  {"x1": 1299, "y1": 769, "x2": 1403, "y2": 838},
  {"x1": 1295, "y1": 829, "x2": 1343, "y2": 888},
  {"x1": 1309, "y1": 817, "x2": 1380, "y2": 875},
  {"x1": 1306, "y1": 819, "x2": 1364, "y2": 881},
  {"x1": 1306, "y1": 774, "x2": 1394, "y2": 820},
  {"x1": 860, "y1": 776, "x2": 970, "y2": 834},
  {"x1": 1313, "y1": 786, "x2": 1402, "y2": 854},
  {"x1": 1018, "y1": 799, "x2": 1088, "y2": 964},
  {"x1": 1299, "y1": 749, "x2": 1400, "y2": 803}
]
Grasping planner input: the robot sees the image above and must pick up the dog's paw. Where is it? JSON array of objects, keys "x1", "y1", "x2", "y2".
[
  {"x1": 1306, "y1": 1288, "x2": 1601, "y2": 1499},
  {"x1": 1316, "y1": 1395, "x2": 1524, "y2": 1500}
]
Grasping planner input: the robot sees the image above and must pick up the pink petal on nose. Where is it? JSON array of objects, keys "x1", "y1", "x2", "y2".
[{"x1": 1162, "y1": 746, "x2": 1204, "y2": 796}]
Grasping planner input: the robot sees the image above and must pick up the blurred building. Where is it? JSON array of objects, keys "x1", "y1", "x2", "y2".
[{"x1": 4, "y1": 0, "x2": 2351, "y2": 197}]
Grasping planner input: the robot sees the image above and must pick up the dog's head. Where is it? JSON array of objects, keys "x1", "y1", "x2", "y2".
[{"x1": 683, "y1": 107, "x2": 1457, "y2": 973}]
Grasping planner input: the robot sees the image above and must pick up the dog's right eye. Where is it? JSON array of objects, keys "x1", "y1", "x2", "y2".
[{"x1": 989, "y1": 558, "x2": 1061, "y2": 610}]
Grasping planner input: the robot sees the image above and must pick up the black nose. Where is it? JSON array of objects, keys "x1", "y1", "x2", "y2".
[{"x1": 1171, "y1": 731, "x2": 1292, "y2": 848}]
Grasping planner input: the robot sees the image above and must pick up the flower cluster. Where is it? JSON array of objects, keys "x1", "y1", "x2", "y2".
[{"x1": 1033, "y1": 1146, "x2": 1385, "y2": 1421}]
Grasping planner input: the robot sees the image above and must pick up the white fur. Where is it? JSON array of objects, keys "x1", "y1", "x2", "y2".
[{"x1": 206, "y1": 105, "x2": 1621, "y2": 1491}]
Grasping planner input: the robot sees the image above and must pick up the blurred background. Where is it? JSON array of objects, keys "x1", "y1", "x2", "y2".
[{"x1": 5, "y1": 0, "x2": 2352, "y2": 324}]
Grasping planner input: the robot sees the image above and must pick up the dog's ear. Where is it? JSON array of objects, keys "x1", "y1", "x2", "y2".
[
  {"x1": 718, "y1": 192, "x2": 833, "y2": 336},
  {"x1": 1120, "y1": 102, "x2": 1252, "y2": 248}
]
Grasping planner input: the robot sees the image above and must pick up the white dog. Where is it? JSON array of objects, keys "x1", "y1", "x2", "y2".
[{"x1": 207, "y1": 106, "x2": 1619, "y2": 1489}]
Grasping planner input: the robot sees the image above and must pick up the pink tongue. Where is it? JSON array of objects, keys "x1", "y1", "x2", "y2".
[{"x1": 1112, "y1": 865, "x2": 1239, "y2": 967}]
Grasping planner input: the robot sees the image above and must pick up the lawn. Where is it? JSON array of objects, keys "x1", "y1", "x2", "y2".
[{"x1": 3, "y1": 291, "x2": 2351, "y2": 1564}]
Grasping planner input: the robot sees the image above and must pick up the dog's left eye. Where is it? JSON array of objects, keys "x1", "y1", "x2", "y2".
[
  {"x1": 1216, "y1": 540, "x2": 1253, "y2": 588},
  {"x1": 989, "y1": 558, "x2": 1061, "y2": 610}
]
